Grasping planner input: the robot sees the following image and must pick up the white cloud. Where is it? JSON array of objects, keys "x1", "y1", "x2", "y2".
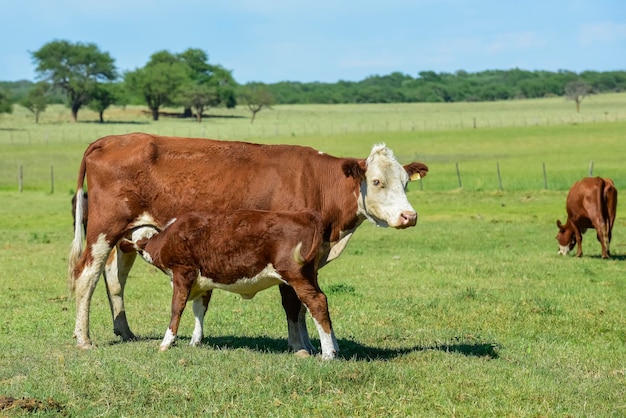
[
  {"x1": 579, "y1": 22, "x2": 626, "y2": 46},
  {"x1": 485, "y1": 31, "x2": 545, "y2": 54}
]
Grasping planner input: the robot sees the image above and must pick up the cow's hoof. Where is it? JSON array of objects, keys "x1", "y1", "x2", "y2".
[
  {"x1": 294, "y1": 349, "x2": 311, "y2": 358},
  {"x1": 158, "y1": 345, "x2": 170, "y2": 352},
  {"x1": 77, "y1": 342, "x2": 95, "y2": 350}
]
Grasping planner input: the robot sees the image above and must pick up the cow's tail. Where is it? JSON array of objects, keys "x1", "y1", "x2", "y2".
[
  {"x1": 293, "y1": 211, "x2": 324, "y2": 266},
  {"x1": 603, "y1": 178, "x2": 618, "y2": 242},
  {"x1": 67, "y1": 153, "x2": 89, "y2": 295}
]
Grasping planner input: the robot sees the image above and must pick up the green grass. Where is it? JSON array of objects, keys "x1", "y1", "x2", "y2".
[{"x1": 1, "y1": 97, "x2": 625, "y2": 416}]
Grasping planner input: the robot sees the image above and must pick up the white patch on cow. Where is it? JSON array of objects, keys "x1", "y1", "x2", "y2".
[
  {"x1": 138, "y1": 249, "x2": 154, "y2": 265},
  {"x1": 190, "y1": 298, "x2": 206, "y2": 347},
  {"x1": 91, "y1": 234, "x2": 113, "y2": 264},
  {"x1": 192, "y1": 264, "x2": 287, "y2": 300},
  {"x1": 358, "y1": 144, "x2": 417, "y2": 229},
  {"x1": 327, "y1": 231, "x2": 355, "y2": 263},
  {"x1": 558, "y1": 245, "x2": 571, "y2": 256},
  {"x1": 311, "y1": 317, "x2": 338, "y2": 360},
  {"x1": 130, "y1": 212, "x2": 158, "y2": 229},
  {"x1": 131, "y1": 226, "x2": 159, "y2": 243},
  {"x1": 160, "y1": 328, "x2": 176, "y2": 351}
]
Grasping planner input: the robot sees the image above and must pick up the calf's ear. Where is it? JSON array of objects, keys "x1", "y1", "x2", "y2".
[
  {"x1": 405, "y1": 162, "x2": 429, "y2": 181},
  {"x1": 118, "y1": 239, "x2": 136, "y2": 253},
  {"x1": 342, "y1": 160, "x2": 366, "y2": 180}
]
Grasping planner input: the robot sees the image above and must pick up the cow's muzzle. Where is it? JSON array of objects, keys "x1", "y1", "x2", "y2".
[{"x1": 396, "y1": 211, "x2": 417, "y2": 228}]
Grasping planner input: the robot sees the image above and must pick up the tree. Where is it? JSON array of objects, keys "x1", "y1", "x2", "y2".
[
  {"x1": 31, "y1": 40, "x2": 117, "y2": 122},
  {"x1": 179, "y1": 83, "x2": 220, "y2": 122},
  {"x1": 20, "y1": 82, "x2": 50, "y2": 123},
  {"x1": 238, "y1": 84, "x2": 274, "y2": 123},
  {"x1": 124, "y1": 51, "x2": 187, "y2": 120},
  {"x1": 177, "y1": 48, "x2": 238, "y2": 117},
  {"x1": 88, "y1": 83, "x2": 125, "y2": 123},
  {"x1": 0, "y1": 89, "x2": 12, "y2": 115},
  {"x1": 564, "y1": 80, "x2": 593, "y2": 112}
]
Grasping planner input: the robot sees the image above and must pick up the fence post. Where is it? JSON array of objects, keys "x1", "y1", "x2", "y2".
[
  {"x1": 50, "y1": 165, "x2": 54, "y2": 194},
  {"x1": 18, "y1": 165, "x2": 23, "y2": 192},
  {"x1": 456, "y1": 163, "x2": 462, "y2": 188},
  {"x1": 496, "y1": 162, "x2": 503, "y2": 190},
  {"x1": 542, "y1": 162, "x2": 548, "y2": 189},
  {"x1": 588, "y1": 161, "x2": 594, "y2": 177}
]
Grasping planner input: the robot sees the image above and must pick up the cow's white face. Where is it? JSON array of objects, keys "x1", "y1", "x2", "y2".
[
  {"x1": 356, "y1": 144, "x2": 423, "y2": 229},
  {"x1": 556, "y1": 220, "x2": 576, "y2": 256}
]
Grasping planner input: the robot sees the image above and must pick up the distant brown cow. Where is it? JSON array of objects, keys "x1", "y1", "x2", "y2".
[
  {"x1": 120, "y1": 209, "x2": 338, "y2": 358},
  {"x1": 556, "y1": 177, "x2": 617, "y2": 258}
]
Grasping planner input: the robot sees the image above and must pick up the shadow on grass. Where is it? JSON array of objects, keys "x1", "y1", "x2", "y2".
[
  {"x1": 584, "y1": 253, "x2": 626, "y2": 261},
  {"x1": 126, "y1": 334, "x2": 499, "y2": 361},
  {"x1": 79, "y1": 120, "x2": 150, "y2": 125}
]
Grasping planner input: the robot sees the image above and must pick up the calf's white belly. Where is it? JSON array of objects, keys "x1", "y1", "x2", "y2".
[{"x1": 188, "y1": 264, "x2": 286, "y2": 300}]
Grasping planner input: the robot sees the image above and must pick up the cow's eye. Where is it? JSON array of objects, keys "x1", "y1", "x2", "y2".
[{"x1": 372, "y1": 179, "x2": 380, "y2": 187}]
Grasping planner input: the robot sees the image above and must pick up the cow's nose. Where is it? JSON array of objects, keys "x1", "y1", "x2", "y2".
[{"x1": 399, "y1": 211, "x2": 417, "y2": 227}]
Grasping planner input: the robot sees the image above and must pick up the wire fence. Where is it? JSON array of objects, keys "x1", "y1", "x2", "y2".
[{"x1": 2, "y1": 159, "x2": 610, "y2": 195}]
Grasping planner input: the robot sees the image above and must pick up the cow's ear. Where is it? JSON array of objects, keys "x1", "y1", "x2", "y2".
[
  {"x1": 342, "y1": 160, "x2": 366, "y2": 179},
  {"x1": 405, "y1": 162, "x2": 428, "y2": 181},
  {"x1": 556, "y1": 220, "x2": 564, "y2": 231}
]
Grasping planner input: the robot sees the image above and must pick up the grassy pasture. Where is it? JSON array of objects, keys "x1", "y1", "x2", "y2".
[{"x1": 0, "y1": 96, "x2": 625, "y2": 416}]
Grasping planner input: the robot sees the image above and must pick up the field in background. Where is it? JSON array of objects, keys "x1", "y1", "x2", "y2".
[
  {"x1": 1, "y1": 92, "x2": 626, "y2": 193},
  {"x1": 0, "y1": 96, "x2": 625, "y2": 416}
]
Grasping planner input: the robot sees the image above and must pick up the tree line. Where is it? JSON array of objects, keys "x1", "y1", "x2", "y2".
[
  {"x1": 267, "y1": 69, "x2": 626, "y2": 105},
  {"x1": 0, "y1": 40, "x2": 625, "y2": 123}
]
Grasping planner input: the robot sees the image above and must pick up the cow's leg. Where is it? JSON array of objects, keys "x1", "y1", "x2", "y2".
[
  {"x1": 73, "y1": 235, "x2": 114, "y2": 348},
  {"x1": 103, "y1": 247, "x2": 138, "y2": 340},
  {"x1": 190, "y1": 290, "x2": 213, "y2": 347},
  {"x1": 160, "y1": 269, "x2": 195, "y2": 351},
  {"x1": 573, "y1": 227, "x2": 584, "y2": 257},
  {"x1": 289, "y1": 279, "x2": 338, "y2": 360},
  {"x1": 594, "y1": 222, "x2": 610, "y2": 259},
  {"x1": 279, "y1": 284, "x2": 315, "y2": 355}
]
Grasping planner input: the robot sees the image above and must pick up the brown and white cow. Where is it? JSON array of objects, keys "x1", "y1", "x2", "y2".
[
  {"x1": 68, "y1": 133, "x2": 428, "y2": 351},
  {"x1": 119, "y1": 209, "x2": 339, "y2": 358},
  {"x1": 556, "y1": 177, "x2": 617, "y2": 259}
]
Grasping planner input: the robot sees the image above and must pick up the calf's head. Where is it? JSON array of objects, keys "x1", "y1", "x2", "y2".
[
  {"x1": 556, "y1": 220, "x2": 575, "y2": 255},
  {"x1": 343, "y1": 144, "x2": 428, "y2": 229}
]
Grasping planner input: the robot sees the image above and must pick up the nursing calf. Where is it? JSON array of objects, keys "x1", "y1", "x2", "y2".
[
  {"x1": 120, "y1": 209, "x2": 340, "y2": 359},
  {"x1": 556, "y1": 177, "x2": 618, "y2": 258}
]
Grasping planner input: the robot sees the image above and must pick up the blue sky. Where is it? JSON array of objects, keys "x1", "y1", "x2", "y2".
[{"x1": 1, "y1": 0, "x2": 624, "y2": 84}]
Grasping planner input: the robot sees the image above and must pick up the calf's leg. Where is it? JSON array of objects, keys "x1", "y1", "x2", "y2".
[{"x1": 160, "y1": 268, "x2": 195, "y2": 351}]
